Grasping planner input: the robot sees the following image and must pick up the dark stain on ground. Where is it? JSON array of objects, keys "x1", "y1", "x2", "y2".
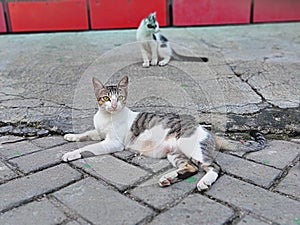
[{"x1": 227, "y1": 106, "x2": 300, "y2": 139}]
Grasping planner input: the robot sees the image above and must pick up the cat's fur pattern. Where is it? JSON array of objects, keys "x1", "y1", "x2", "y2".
[
  {"x1": 62, "y1": 76, "x2": 266, "y2": 191},
  {"x1": 136, "y1": 12, "x2": 208, "y2": 68}
]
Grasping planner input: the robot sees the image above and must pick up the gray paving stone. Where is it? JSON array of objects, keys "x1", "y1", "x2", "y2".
[
  {"x1": 246, "y1": 140, "x2": 300, "y2": 169},
  {"x1": 0, "y1": 198, "x2": 67, "y2": 225},
  {"x1": 113, "y1": 149, "x2": 135, "y2": 160},
  {"x1": 65, "y1": 220, "x2": 87, "y2": 225},
  {"x1": 0, "y1": 135, "x2": 25, "y2": 144},
  {"x1": 207, "y1": 175, "x2": 300, "y2": 225},
  {"x1": 149, "y1": 194, "x2": 234, "y2": 225},
  {"x1": 275, "y1": 162, "x2": 300, "y2": 199},
  {"x1": 72, "y1": 155, "x2": 149, "y2": 191},
  {"x1": 130, "y1": 171, "x2": 203, "y2": 210},
  {"x1": 237, "y1": 215, "x2": 271, "y2": 225},
  {"x1": 65, "y1": 219, "x2": 91, "y2": 225},
  {"x1": 0, "y1": 140, "x2": 42, "y2": 159},
  {"x1": 54, "y1": 178, "x2": 153, "y2": 225},
  {"x1": 131, "y1": 154, "x2": 171, "y2": 173},
  {"x1": 0, "y1": 161, "x2": 18, "y2": 182},
  {"x1": 0, "y1": 164, "x2": 82, "y2": 212},
  {"x1": 31, "y1": 135, "x2": 66, "y2": 148},
  {"x1": 216, "y1": 152, "x2": 282, "y2": 188},
  {"x1": 8, "y1": 142, "x2": 82, "y2": 174}
]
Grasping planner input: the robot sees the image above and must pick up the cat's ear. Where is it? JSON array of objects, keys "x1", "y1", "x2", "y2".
[
  {"x1": 148, "y1": 12, "x2": 156, "y2": 19},
  {"x1": 92, "y1": 77, "x2": 105, "y2": 99},
  {"x1": 118, "y1": 76, "x2": 128, "y2": 89}
]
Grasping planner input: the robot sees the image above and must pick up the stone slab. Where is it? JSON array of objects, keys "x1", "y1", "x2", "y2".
[
  {"x1": 72, "y1": 155, "x2": 149, "y2": 191},
  {"x1": 275, "y1": 162, "x2": 300, "y2": 199},
  {"x1": 0, "y1": 135, "x2": 25, "y2": 144},
  {"x1": 113, "y1": 149, "x2": 135, "y2": 160},
  {"x1": 130, "y1": 171, "x2": 203, "y2": 210},
  {"x1": 0, "y1": 198, "x2": 66, "y2": 225},
  {"x1": 131, "y1": 154, "x2": 171, "y2": 173},
  {"x1": 246, "y1": 140, "x2": 300, "y2": 169},
  {"x1": 8, "y1": 142, "x2": 85, "y2": 174},
  {"x1": 66, "y1": 220, "x2": 90, "y2": 225},
  {"x1": 207, "y1": 175, "x2": 300, "y2": 225},
  {"x1": 54, "y1": 178, "x2": 153, "y2": 225},
  {"x1": 216, "y1": 152, "x2": 282, "y2": 188},
  {"x1": 237, "y1": 215, "x2": 271, "y2": 225},
  {"x1": 0, "y1": 160, "x2": 18, "y2": 183},
  {"x1": 0, "y1": 140, "x2": 41, "y2": 159},
  {"x1": 149, "y1": 194, "x2": 234, "y2": 225},
  {"x1": 31, "y1": 135, "x2": 66, "y2": 149},
  {"x1": 0, "y1": 164, "x2": 82, "y2": 212}
]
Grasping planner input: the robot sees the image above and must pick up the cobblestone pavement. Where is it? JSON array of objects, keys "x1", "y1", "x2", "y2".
[{"x1": 0, "y1": 23, "x2": 300, "y2": 224}]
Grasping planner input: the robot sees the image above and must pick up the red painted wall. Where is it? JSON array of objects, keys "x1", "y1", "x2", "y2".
[
  {"x1": 0, "y1": 2, "x2": 6, "y2": 33},
  {"x1": 173, "y1": 0, "x2": 252, "y2": 26},
  {"x1": 89, "y1": 0, "x2": 169, "y2": 29},
  {"x1": 253, "y1": 0, "x2": 300, "y2": 22},
  {"x1": 8, "y1": 0, "x2": 89, "y2": 32}
]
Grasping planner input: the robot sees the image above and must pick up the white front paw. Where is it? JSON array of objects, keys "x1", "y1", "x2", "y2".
[
  {"x1": 62, "y1": 150, "x2": 82, "y2": 162},
  {"x1": 142, "y1": 61, "x2": 150, "y2": 68},
  {"x1": 150, "y1": 59, "x2": 158, "y2": 66},
  {"x1": 64, "y1": 134, "x2": 79, "y2": 142}
]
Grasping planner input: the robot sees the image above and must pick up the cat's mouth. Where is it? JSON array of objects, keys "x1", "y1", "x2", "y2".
[
  {"x1": 108, "y1": 108, "x2": 117, "y2": 113},
  {"x1": 107, "y1": 107, "x2": 120, "y2": 114}
]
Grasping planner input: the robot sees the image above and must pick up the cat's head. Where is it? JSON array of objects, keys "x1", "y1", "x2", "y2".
[
  {"x1": 92, "y1": 76, "x2": 128, "y2": 114},
  {"x1": 144, "y1": 12, "x2": 159, "y2": 33}
]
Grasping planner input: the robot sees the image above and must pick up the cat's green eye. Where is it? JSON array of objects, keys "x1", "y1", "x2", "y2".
[
  {"x1": 118, "y1": 95, "x2": 124, "y2": 101},
  {"x1": 102, "y1": 96, "x2": 110, "y2": 102}
]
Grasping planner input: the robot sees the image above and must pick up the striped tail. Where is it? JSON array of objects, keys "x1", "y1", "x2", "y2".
[{"x1": 215, "y1": 130, "x2": 267, "y2": 152}]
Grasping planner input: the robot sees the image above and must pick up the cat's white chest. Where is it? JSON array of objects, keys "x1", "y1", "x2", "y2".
[
  {"x1": 93, "y1": 111, "x2": 111, "y2": 134},
  {"x1": 93, "y1": 108, "x2": 137, "y2": 142}
]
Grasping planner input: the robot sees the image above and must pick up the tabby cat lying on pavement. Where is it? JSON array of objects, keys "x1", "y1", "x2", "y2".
[{"x1": 62, "y1": 76, "x2": 266, "y2": 191}]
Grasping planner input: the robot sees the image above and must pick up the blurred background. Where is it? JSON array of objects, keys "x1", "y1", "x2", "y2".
[{"x1": 1, "y1": 0, "x2": 300, "y2": 33}]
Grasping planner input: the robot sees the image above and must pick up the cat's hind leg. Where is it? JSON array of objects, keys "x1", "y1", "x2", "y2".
[
  {"x1": 64, "y1": 129, "x2": 103, "y2": 142},
  {"x1": 158, "y1": 56, "x2": 171, "y2": 67},
  {"x1": 159, "y1": 152, "x2": 198, "y2": 187},
  {"x1": 158, "y1": 43, "x2": 172, "y2": 66},
  {"x1": 197, "y1": 163, "x2": 219, "y2": 191}
]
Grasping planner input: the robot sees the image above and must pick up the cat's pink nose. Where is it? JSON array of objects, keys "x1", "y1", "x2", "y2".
[{"x1": 111, "y1": 101, "x2": 117, "y2": 110}]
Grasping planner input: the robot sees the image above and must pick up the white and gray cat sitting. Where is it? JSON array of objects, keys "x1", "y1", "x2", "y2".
[
  {"x1": 62, "y1": 76, "x2": 266, "y2": 191},
  {"x1": 136, "y1": 12, "x2": 208, "y2": 67}
]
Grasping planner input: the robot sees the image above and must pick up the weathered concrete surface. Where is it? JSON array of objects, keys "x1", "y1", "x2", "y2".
[
  {"x1": 0, "y1": 23, "x2": 299, "y2": 224},
  {"x1": 0, "y1": 23, "x2": 299, "y2": 137}
]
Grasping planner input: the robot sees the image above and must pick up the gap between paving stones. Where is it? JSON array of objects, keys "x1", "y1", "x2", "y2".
[
  {"x1": 0, "y1": 164, "x2": 83, "y2": 214},
  {"x1": 0, "y1": 135, "x2": 299, "y2": 225}
]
